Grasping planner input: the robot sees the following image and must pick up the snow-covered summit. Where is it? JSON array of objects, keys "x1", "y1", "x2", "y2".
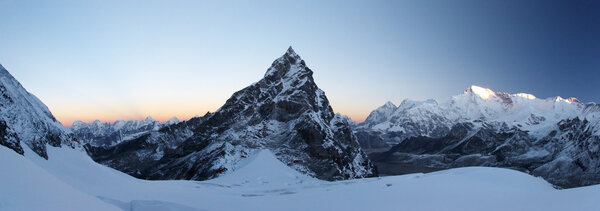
[
  {"x1": 465, "y1": 85, "x2": 497, "y2": 100},
  {"x1": 263, "y1": 46, "x2": 306, "y2": 78},
  {"x1": 361, "y1": 85, "x2": 592, "y2": 136}
]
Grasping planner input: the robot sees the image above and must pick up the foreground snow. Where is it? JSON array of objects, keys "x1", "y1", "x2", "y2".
[{"x1": 2, "y1": 146, "x2": 600, "y2": 211}]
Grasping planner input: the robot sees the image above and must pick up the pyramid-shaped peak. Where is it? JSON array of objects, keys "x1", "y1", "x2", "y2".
[
  {"x1": 283, "y1": 46, "x2": 301, "y2": 61},
  {"x1": 264, "y1": 47, "x2": 309, "y2": 78},
  {"x1": 286, "y1": 46, "x2": 297, "y2": 56}
]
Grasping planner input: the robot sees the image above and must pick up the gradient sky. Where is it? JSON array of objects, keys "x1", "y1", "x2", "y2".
[{"x1": 0, "y1": 0, "x2": 598, "y2": 126}]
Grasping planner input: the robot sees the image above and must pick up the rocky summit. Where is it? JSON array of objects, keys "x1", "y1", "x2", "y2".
[{"x1": 82, "y1": 47, "x2": 377, "y2": 181}]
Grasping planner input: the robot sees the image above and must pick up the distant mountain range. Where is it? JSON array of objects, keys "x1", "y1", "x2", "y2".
[
  {"x1": 72, "y1": 116, "x2": 179, "y2": 148},
  {"x1": 356, "y1": 85, "x2": 600, "y2": 188}
]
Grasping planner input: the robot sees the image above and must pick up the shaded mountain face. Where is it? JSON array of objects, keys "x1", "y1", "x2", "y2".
[
  {"x1": 83, "y1": 115, "x2": 210, "y2": 178},
  {"x1": 360, "y1": 86, "x2": 600, "y2": 188},
  {"x1": 0, "y1": 64, "x2": 78, "y2": 159},
  {"x1": 84, "y1": 47, "x2": 376, "y2": 181}
]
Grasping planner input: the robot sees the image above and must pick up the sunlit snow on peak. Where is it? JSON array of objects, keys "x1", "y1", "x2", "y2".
[
  {"x1": 466, "y1": 85, "x2": 496, "y2": 100},
  {"x1": 554, "y1": 96, "x2": 579, "y2": 104}
]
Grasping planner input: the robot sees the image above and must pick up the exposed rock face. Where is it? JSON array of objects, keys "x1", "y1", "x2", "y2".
[
  {"x1": 361, "y1": 86, "x2": 600, "y2": 188},
  {"x1": 0, "y1": 64, "x2": 78, "y2": 159},
  {"x1": 84, "y1": 47, "x2": 376, "y2": 181}
]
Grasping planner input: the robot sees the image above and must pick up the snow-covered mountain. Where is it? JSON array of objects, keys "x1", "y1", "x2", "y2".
[
  {"x1": 358, "y1": 85, "x2": 600, "y2": 188},
  {"x1": 71, "y1": 116, "x2": 179, "y2": 147},
  {"x1": 0, "y1": 64, "x2": 78, "y2": 159},
  {"x1": 85, "y1": 47, "x2": 376, "y2": 181}
]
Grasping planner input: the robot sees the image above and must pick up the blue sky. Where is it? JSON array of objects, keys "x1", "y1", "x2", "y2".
[{"x1": 0, "y1": 0, "x2": 598, "y2": 125}]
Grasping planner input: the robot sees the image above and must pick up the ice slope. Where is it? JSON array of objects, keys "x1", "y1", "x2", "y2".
[
  {"x1": 5, "y1": 144, "x2": 599, "y2": 211},
  {"x1": 0, "y1": 146, "x2": 119, "y2": 211}
]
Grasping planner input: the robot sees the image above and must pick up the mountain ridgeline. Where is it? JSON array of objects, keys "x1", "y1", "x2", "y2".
[
  {"x1": 0, "y1": 64, "x2": 78, "y2": 159},
  {"x1": 356, "y1": 86, "x2": 600, "y2": 188},
  {"x1": 79, "y1": 47, "x2": 377, "y2": 181}
]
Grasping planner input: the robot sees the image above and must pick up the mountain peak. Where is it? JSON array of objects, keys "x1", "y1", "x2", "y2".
[
  {"x1": 555, "y1": 96, "x2": 581, "y2": 104},
  {"x1": 166, "y1": 117, "x2": 180, "y2": 125},
  {"x1": 283, "y1": 46, "x2": 301, "y2": 63},
  {"x1": 384, "y1": 101, "x2": 396, "y2": 108},
  {"x1": 263, "y1": 46, "x2": 309, "y2": 79},
  {"x1": 465, "y1": 85, "x2": 496, "y2": 100},
  {"x1": 143, "y1": 116, "x2": 155, "y2": 122},
  {"x1": 286, "y1": 46, "x2": 297, "y2": 56},
  {"x1": 145, "y1": 48, "x2": 375, "y2": 181}
]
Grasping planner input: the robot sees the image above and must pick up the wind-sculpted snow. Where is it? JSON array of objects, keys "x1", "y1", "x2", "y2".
[
  {"x1": 359, "y1": 85, "x2": 600, "y2": 188},
  {"x1": 0, "y1": 64, "x2": 78, "y2": 159}
]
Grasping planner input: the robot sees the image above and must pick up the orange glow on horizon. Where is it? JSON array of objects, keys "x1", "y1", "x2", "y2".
[
  {"x1": 55, "y1": 106, "x2": 370, "y2": 127},
  {"x1": 58, "y1": 111, "x2": 369, "y2": 127}
]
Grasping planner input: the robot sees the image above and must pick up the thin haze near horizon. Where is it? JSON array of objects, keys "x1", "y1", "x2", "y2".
[{"x1": 0, "y1": 1, "x2": 598, "y2": 126}]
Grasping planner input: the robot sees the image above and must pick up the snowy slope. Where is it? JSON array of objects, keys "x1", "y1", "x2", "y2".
[
  {"x1": 3, "y1": 144, "x2": 600, "y2": 211},
  {"x1": 0, "y1": 146, "x2": 119, "y2": 211},
  {"x1": 0, "y1": 64, "x2": 78, "y2": 159}
]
